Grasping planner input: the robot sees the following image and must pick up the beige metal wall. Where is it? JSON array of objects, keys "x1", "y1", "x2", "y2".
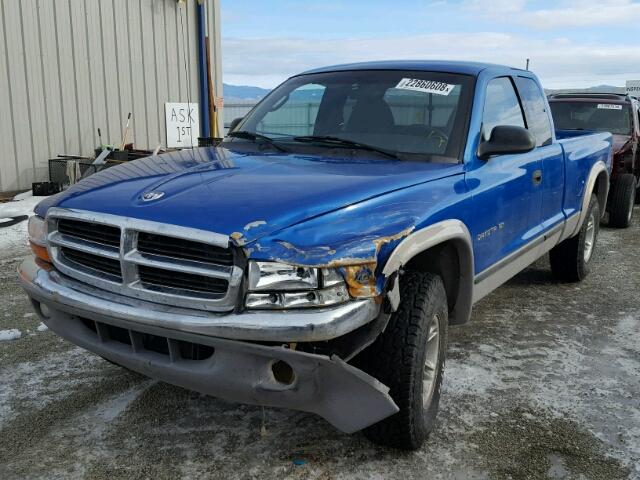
[{"x1": 0, "y1": 0, "x2": 222, "y2": 192}]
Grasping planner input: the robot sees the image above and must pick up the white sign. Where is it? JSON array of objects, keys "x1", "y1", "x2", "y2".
[
  {"x1": 597, "y1": 104, "x2": 622, "y2": 110},
  {"x1": 626, "y1": 80, "x2": 640, "y2": 95},
  {"x1": 165, "y1": 103, "x2": 200, "y2": 148},
  {"x1": 395, "y1": 78, "x2": 455, "y2": 96}
]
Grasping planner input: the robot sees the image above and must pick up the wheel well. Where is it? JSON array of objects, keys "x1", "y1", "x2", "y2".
[
  {"x1": 593, "y1": 171, "x2": 609, "y2": 216},
  {"x1": 404, "y1": 241, "x2": 460, "y2": 323}
]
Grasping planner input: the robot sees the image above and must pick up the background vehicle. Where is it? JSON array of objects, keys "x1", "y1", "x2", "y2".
[
  {"x1": 549, "y1": 93, "x2": 639, "y2": 227},
  {"x1": 20, "y1": 61, "x2": 612, "y2": 450}
]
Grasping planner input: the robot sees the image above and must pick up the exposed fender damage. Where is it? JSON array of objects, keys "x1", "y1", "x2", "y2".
[
  {"x1": 233, "y1": 175, "x2": 466, "y2": 310},
  {"x1": 244, "y1": 220, "x2": 267, "y2": 231},
  {"x1": 241, "y1": 222, "x2": 417, "y2": 298}
]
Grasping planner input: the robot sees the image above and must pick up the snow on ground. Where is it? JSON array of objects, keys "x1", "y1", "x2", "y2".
[
  {"x1": 36, "y1": 323, "x2": 48, "y2": 332},
  {"x1": 0, "y1": 329, "x2": 22, "y2": 341},
  {"x1": 0, "y1": 192, "x2": 47, "y2": 256},
  {"x1": 0, "y1": 191, "x2": 45, "y2": 218}
]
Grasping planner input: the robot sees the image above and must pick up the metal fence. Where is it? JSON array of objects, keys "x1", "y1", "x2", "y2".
[
  {"x1": 223, "y1": 101, "x2": 323, "y2": 136},
  {"x1": 223, "y1": 102, "x2": 258, "y2": 134}
]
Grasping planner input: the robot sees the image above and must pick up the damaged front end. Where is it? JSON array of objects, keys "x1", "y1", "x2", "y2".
[
  {"x1": 29, "y1": 292, "x2": 399, "y2": 433},
  {"x1": 19, "y1": 249, "x2": 401, "y2": 433},
  {"x1": 20, "y1": 184, "x2": 431, "y2": 433},
  {"x1": 219, "y1": 203, "x2": 424, "y2": 401}
]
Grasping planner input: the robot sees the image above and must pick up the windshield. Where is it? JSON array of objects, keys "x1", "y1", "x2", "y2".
[
  {"x1": 550, "y1": 101, "x2": 632, "y2": 135},
  {"x1": 233, "y1": 70, "x2": 475, "y2": 163}
]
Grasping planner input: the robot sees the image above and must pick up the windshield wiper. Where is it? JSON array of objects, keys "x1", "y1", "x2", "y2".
[
  {"x1": 227, "y1": 130, "x2": 288, "y2": 152},
  {"x1": 292, "y1": 135, "x2": 400, "y2": 160}
]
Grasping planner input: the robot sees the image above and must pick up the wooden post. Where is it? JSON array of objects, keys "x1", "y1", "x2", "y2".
[{"x1": 205, "y1": 37, "x2": 218, "y2": 138}]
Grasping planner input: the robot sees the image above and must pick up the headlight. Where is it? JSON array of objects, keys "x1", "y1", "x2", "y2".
[
  {"x1": 245, "y1": 261, "x2": 349, "y2": 309},
  {"x1": 248, "y1": 262, "x2": 319, "y2": 291},
  {"x1": 28, "y1": 215, "x2": 51, "y2": 263},
  {"x1": 28, "y1": 215, "x2": 47, "y2": 246}
]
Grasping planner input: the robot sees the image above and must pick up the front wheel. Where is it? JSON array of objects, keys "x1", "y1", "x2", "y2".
[
  {"x1": 550, "y1": 194, "x2": 600, "y2": 282},
  {"x1": 362, "y1": 271, "x2": 448, "y2": 450}
]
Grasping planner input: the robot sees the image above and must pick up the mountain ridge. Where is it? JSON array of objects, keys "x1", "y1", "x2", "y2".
[
  {"x1": 545, "y1": 85, "x2": 625, "y2": 95},
  {"x1": 223, "y1": 83, "x2": 271, "y2": 101}
]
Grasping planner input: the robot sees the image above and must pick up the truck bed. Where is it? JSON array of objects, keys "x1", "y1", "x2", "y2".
[{"x1": 557, "y1": 130, "x2": 613, "y2": 218}]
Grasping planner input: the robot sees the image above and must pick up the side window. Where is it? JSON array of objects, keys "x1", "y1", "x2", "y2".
[
  {"x1": 515, "y1": 77, "x2": 553, "y2": 146},
  {"x1": 482, "y1": 77, "x2": 525, "y2": 142},
  {"x1": 257, "y1": 84, "x2": 326, "y2": 136}
]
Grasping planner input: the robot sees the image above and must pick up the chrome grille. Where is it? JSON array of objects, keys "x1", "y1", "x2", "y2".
[
  {"x1": 46, "y1": 208, "x2": 243, "y2": 312},
  {"x1": 58, "y1": 218, "x2": 121, "y2": 247},
  {"x1": 138, "y1": 265, "x2": 229, "y2": 295},
  {"x1": 137, "y1": 232, "x2": 234, "y2": 266},
  {"x1": 60, "y1": 246, "x2": 123, "y2": 280}
]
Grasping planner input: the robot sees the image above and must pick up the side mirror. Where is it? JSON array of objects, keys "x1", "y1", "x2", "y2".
[
  {"x1": 229, "y1": 117, "x2": 243, "y2": 132},
  {"x1": 478, "y1": 125, "x2": 536, "y2": 160}
]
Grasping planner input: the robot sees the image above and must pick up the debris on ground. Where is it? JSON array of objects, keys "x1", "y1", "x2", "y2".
[{"x1": 0, "y1": 329, "x2": 22, "y2": 341}]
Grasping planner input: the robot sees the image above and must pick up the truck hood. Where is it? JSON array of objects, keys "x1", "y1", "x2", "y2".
[{"x1": 36, "y1": 147, "x2": 462, "y2": 244}]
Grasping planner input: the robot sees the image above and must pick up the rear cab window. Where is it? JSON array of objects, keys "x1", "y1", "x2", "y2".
[{"x1": 549, "y1": 101, "x2": 633, "y2": 135}]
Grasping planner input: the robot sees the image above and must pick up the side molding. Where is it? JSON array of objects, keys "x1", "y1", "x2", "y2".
[
  {"x1": 571, "y1": 160, "x2": 609, "y2": 237},
  {"x1": 382, "y1": 220, "x2": 474, "y2": 325}
]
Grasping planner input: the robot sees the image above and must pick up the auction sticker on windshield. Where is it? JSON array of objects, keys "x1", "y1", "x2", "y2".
[
  {"x1": 395, "y1": 78, "x2": 455, "y2": 96},
  {"x1": 597, "y1": 104, "x2": 623, "y2": 110}
]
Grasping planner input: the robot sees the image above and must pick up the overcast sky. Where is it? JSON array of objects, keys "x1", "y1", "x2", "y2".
[{"x1": 219, "y1": 0, "x2": 639, "y2": 90}]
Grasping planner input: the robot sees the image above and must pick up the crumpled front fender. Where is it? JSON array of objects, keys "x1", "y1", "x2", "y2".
[{"x1": 243, "y1": 201, "x2": 426, "y2": 297}]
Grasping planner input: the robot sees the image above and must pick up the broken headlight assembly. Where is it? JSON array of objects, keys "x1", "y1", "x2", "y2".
[{"x1": 245, "y1": 261, "x2": 349, "y2": 309}]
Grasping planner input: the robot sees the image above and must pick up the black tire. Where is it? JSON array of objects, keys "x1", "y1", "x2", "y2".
[
  {"x1": 608, "y1": 174, "x2": 636, "y2": 228},
  {"x1": 550, "y1": 194, "x2": 599, "y2": 282},
  {"x1": 361, "y1": 271, "x2": 448, "y2": 450}
]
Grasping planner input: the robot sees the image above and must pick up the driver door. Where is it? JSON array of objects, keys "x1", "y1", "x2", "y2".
[{"x1": 466, "y1": 76, "x2": 544, "y2": 275}]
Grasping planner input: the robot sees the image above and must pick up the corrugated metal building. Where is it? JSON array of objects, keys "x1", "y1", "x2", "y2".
[{"x1": 0, "y1": 0, "x2": 222, "y2": 192}]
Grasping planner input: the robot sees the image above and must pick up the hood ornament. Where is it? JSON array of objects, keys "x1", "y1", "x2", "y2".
[{"x1": 142, "y1": 191, "x2": 165, "y2": 202}]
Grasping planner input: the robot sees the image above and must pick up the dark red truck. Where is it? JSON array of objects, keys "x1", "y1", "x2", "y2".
[{"x1": 549, "y1": 93, "x2": 640, "y2": 227}]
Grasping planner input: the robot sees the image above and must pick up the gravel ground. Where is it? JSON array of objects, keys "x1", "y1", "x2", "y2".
[{"x1": 0, "y1": 209, "x2": 638, "y2": 479}]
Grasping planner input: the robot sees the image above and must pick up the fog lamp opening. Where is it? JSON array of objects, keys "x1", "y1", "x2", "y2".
[
  {"x1": 31, "y1": 300, "x2": 51, "y2": 319},
  {"x1": 271, "y1": 360, "x2": 295, "y2": 385}
]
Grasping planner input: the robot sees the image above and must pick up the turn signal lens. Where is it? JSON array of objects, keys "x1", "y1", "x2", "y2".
[{"x1": 29, "y1": 240, "x2": 51, "y2": 263}]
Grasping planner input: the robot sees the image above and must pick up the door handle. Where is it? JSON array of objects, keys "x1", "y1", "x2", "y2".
[{"x1": 532, "y1": 169, "x2": 542, "y2": 185}]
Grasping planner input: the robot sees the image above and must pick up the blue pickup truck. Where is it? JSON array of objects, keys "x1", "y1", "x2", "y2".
[{"x1": 20, "y1": 61, "x2": 612, "y2": 450}]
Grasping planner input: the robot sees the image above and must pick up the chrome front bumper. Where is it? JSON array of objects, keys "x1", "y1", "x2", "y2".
[
  {"x1": 18, "y1": 256, "x2": 397, "y2": 433},
  {"x1": 18, "y1": 256, "x2": 380, "y2": 342}
]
